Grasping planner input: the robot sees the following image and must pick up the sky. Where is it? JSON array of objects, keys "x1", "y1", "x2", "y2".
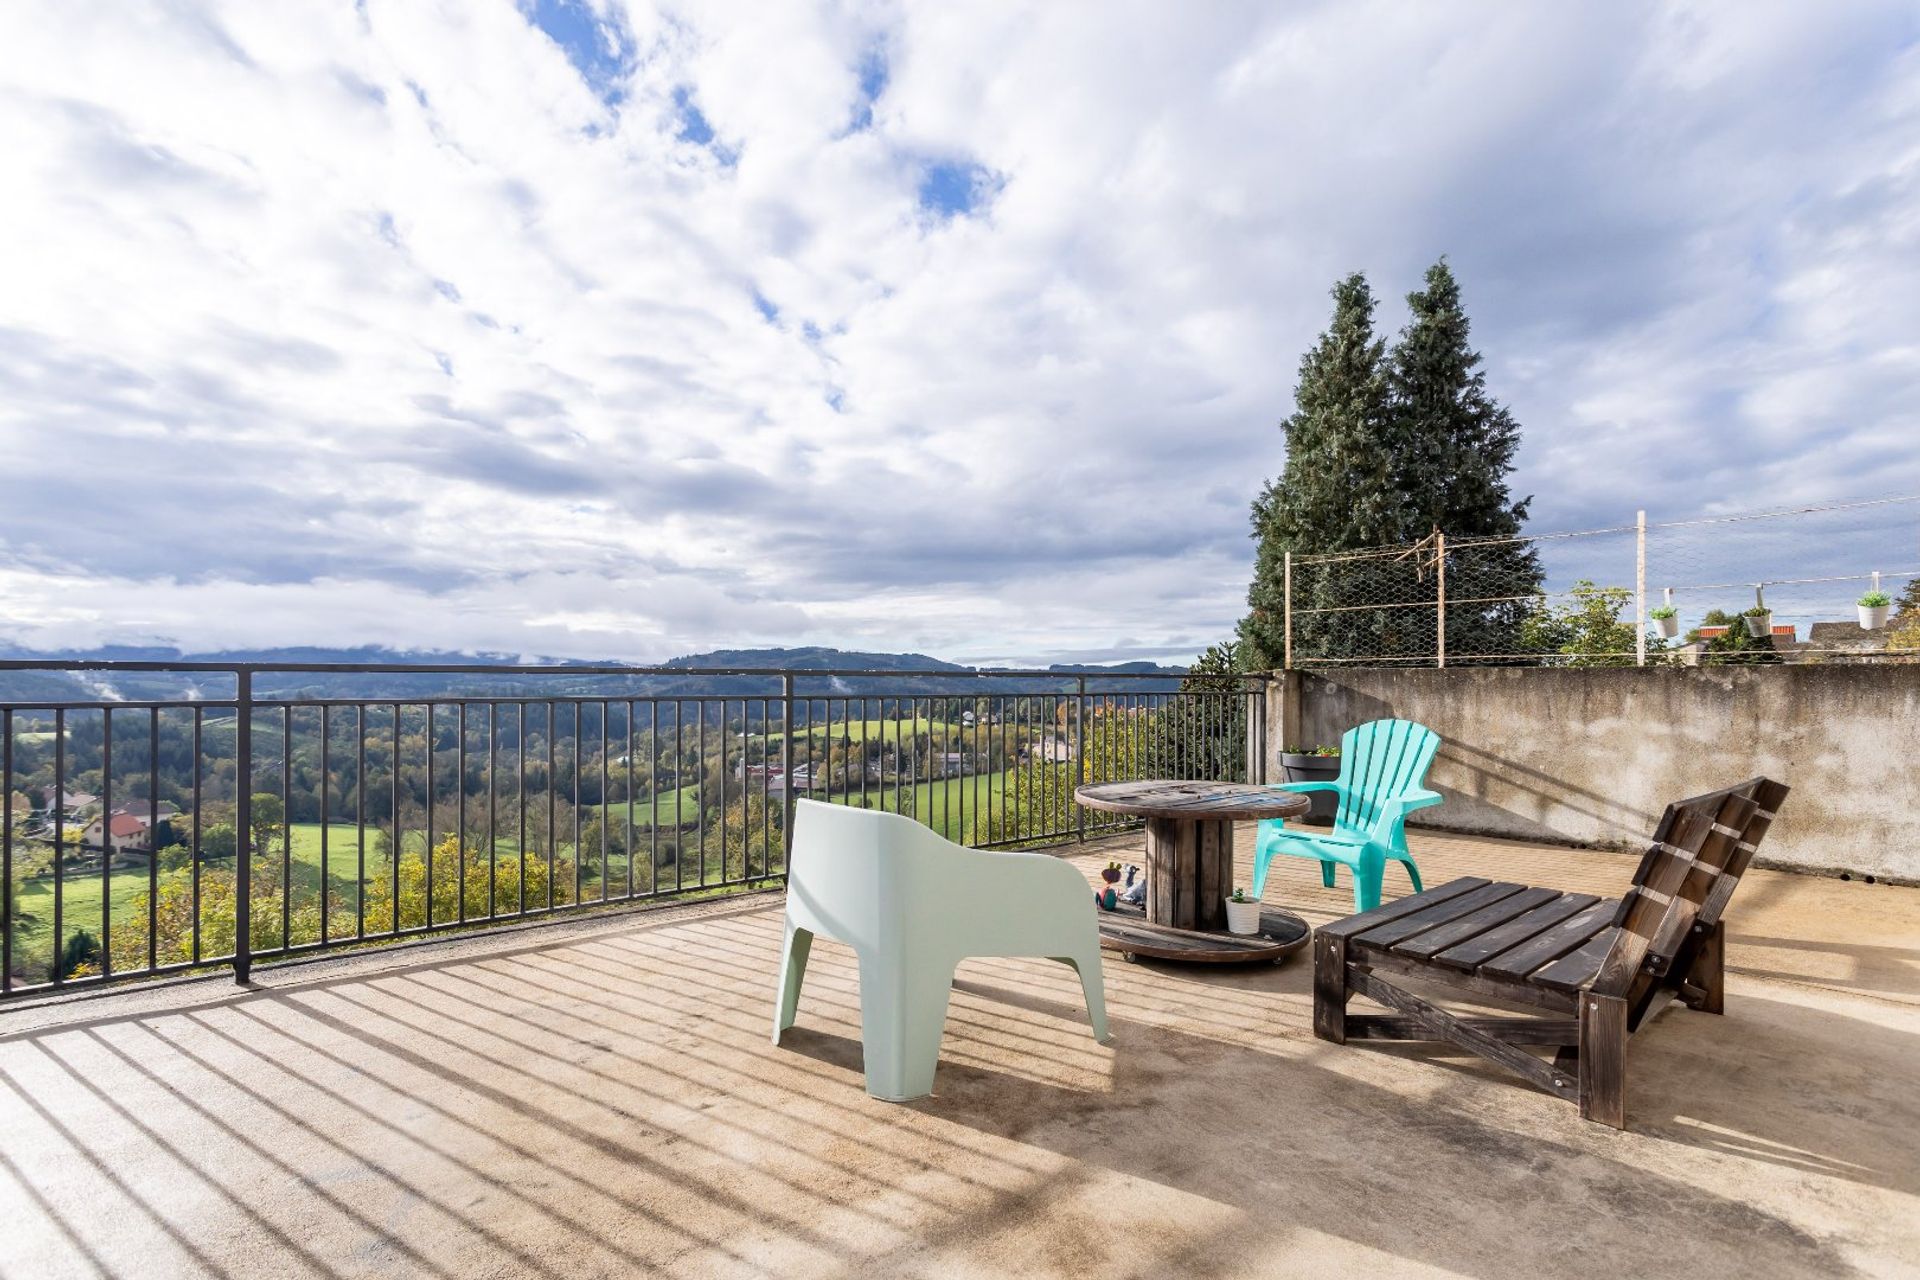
[{"x1": 1, "y1": 0, "x2": 1917, "y2": 666}]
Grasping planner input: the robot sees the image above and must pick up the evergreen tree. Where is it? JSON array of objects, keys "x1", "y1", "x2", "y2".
[
  {"x1": 1239, "y1": 273, "x2": 1398, "y2": 667},
  {"x1": 1894, "y1": 577, "x2": 1920, "y2": 616},
  {"x1": 1386, "y1": 259, "x2": 1542, "y2": 661}
]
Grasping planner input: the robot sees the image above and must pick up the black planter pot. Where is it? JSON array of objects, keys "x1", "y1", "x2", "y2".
[{"x1": 1280, "y1": 754, "x2": 1341, "y2": 823}]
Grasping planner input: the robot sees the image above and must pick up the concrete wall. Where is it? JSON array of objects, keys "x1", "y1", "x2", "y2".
[{"x1": 1265, "y1": 665, "x2": 1920, "y2": 882}]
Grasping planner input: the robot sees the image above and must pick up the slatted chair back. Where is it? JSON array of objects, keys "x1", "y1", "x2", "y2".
[
  {"x1": 1334, "y1": 719, "x2": 1441, "y2": 835},
  {"x1": 1590, "y1": 776, "x2": 1788, "y2": 1017}
]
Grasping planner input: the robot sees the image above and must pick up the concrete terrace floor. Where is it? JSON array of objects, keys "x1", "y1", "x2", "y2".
[{"x1": 0, "y1": 828, "x2": 1915, "y2": 1280}]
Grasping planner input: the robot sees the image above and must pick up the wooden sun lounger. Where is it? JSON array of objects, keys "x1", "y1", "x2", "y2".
[{"x1": 1312, "y1": 777, "x2": 1789, "y2": 1128}]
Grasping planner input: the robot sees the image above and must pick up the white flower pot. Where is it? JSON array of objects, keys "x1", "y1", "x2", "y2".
[
  {"x1": 1654, "y1": 615, "x2": 1679, "y2": 639},
  {"x1": 1224, "y1": 898, "x2": 1262, "y2": 935},
  {"x1": 1744, "y1": 613, "x2": 1772, "y2": 639},
  {"x1": 1859, "y1": 605, "x2": 1889, "y2": 630}
]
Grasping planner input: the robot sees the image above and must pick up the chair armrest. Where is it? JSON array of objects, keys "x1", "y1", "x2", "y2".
[
  {"x1": 1366, "y1": 788, "x2": 1444, "y2": 842},
  {"x1": 1274, "y1": 781, "x2": 1343, "y2": 795}
]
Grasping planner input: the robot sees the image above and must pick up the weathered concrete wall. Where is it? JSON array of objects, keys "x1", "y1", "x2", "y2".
[{"x1": 1265, "y1": 665, "x2": 1920, "y2": 882}]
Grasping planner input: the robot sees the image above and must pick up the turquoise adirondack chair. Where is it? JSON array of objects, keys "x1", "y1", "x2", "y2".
[{"x1": 1253, "y1": 719, "x2": 1443, "y2": 913}]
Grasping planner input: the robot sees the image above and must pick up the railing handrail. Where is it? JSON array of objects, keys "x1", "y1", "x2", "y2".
[{"x1": 0, "y1": 659, "x2": 1239, "y2": 680}]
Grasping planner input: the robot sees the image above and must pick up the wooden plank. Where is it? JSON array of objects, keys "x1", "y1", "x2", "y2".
[
  {"x1": 1098, "y1": 904, "x2": 1308, "y2": 964},
  {"x1": 1146, "y1": 817, "x2": 1173, "y2": 925},
  {"x1": 1578, "y1": 991, "x2": 1628, "y2": 1128},
  {"x1": 1391, "y1": 887, "x2": 1562, "y2": 961},
  {"x1": 1530, "y1": 926, "x2": 1621, "y2": 992},
  {"x1": 1314, "y1": 932, "x2": 1348, "y2": 1043},
  {"x1": 1350, "y1": 968, "x2": 1579, "y2": 1100},
  {"x1": 1478, "y1": 898, "x2": 1615, "y2": 982},
  {"x1": 1358, "y1": 949, "x2": 1578, "y2": 1014},
  {"x1": 1197, "y1": 819, "x2": 1227, "y2": 931},
  {"x1": 1317, "y1": 876, "x2": 1489, "y2": 940},
  {"x1": 1432, "y1": 892, "x2": 1599, "y2": 972},
  {"x1": 1350, "y1": 881, "x2": 1529, "y2": 950},
  {"x1": 1347, "y1": 1014, "x2": 1578, "y2": 1044}
]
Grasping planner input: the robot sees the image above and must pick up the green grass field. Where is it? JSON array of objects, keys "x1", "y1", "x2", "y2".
[{"x1": 778, "y1": 717, "x2": 957, "y2": 743}]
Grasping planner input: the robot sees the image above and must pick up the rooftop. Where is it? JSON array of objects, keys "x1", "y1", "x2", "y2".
[{"x1": 2, "y1": 827, "x2": 1913, "y2": 1278}]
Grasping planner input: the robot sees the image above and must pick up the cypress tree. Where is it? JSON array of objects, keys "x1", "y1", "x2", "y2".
[
  {"x1": 1387, "y1": 259, "x2": 1542, "y2": 661},
  {"x1": 1239, "y1": 273, "x2": 1398, "y2": 668}
]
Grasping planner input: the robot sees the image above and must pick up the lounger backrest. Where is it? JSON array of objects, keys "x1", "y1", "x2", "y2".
[
  {"x1": 1335, "y1": 719, "x2": 1440, "y2": 833},
  {"x1": 1590, "y1": 776, "x2": 1788, "y2": 1010}
]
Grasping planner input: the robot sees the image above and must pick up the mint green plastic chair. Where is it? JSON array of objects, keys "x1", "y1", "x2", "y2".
[
  {"x1": 773, "y1": 799, "x2": 1111, "y2": 1102},
  {"x1": 1253, "y1": 719, "x2": 1442, "y2": 913}
]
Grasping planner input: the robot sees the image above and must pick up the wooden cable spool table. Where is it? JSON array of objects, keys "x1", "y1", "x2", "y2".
[{"x1": 1073, "y1": 780, "x2": 1313, "y2": 964}]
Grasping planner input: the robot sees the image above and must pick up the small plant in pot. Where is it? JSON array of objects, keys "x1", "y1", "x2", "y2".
[
  {"x1": 1858, "y1": 590, "x2": 1892, "y2": 630},
  {"x1": 1649, "y1": 604, "x2": 1679, "y2": 639},
  {"x1": 1224, "y1": 887, "x2": 1262, "y2": 936},
  {"x1": 1280, "y1": 744, "x2": 1341, "y2": 823},
  {"x1": 1742, "y1": 605, "x2": 1773, "y2": 639}
]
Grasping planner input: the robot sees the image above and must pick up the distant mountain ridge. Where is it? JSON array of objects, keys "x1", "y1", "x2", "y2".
[{"x1": 0, "y1": 644, "x2": 1190, "y2": 702}]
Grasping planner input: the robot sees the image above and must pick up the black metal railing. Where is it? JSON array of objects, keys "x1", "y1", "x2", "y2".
[{"x1": 0, "y1": 661, "x2": 1265, "y2": 999}]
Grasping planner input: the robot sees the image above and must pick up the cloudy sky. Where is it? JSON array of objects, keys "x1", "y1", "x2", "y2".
[{"x1": 1, "y1": 1, "x2": 1916, "y2": 665}]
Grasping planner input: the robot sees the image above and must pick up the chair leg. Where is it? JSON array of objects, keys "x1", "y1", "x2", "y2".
[
  {"x1": 1313, "y1": 933, "x2": 1349, "y2": 1043},
  {"x1": 1251, "y1": 842, "x2": 1275, "y2": 898},
  {"x1": 1578, "y1": 992, "x2": 1628, "y2": 1129},
  {"x1": 1351, "y1": 847, "x2": 1386, "y2": 914},
  {"x1": 1054, "y1": 950, "x2": 1112, "y2": 1044},
  {"x1": 857, "y1": 951, "x2": 955, "y2": 1102},
  {"x1": 772, "y1": 920, "x2": 813, "y2": 1043},
  {"x1": 1399, "y1": 856, "x2": 1423, "y2": 895},
  {"x1": 1320, "y1": 860, "x2": 1337, "y2": 889},
  {"x1": 1681, "y1": 920, "x2": 1725, "y2": 1015}
]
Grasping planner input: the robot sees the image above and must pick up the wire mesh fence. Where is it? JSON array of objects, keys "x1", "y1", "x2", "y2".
[{"x1": 1285, "y1": 495, "x2": 1920, "y2": 668}]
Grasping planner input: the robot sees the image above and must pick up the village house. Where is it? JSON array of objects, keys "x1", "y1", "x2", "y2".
[{"x1": 81, "y1": 803, "x2": 180, "y2": 856}]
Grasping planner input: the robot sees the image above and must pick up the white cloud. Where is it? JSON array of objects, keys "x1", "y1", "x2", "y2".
[{"x1": 0, "y1": 0, "x2": 1916, "y2": 665}]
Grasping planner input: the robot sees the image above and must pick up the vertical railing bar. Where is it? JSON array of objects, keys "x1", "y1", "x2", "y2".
[
  {"x1": 192, "y1": 707, "x2": 203, "y2": 964},
  {"x1": 147, "y1": 708, "x2": 159, "y2": 974},
  {"x1": 730, "y1": 698, "x2": 742, "y2": 884},
  {"x1": 100, "y1": 707, "x2": 112, "y2": 978},
  {"x1": 234, "y1": 676, "x2": 252, "y2": 983},
  {"x1": 53, "y1": 707, "x2": 64, "y2": 986},
  {"x1": 355, "y1": 704, "x2": 366, "y2": 941},
  {"x1": 389, "y1": 702, "x2": 400, "y2": 937},
  {"x1": 425, "y1": 703, "x2": 435, "y2": 932},
  {"x1": 572, "y1": 703, "x2": 582, "y2": 909},
  {"x1": 514, "y1": 702, "x2": 525, "y2": 917},
  {"x1": 281, "y1": 705, "x2": 291, "y2": 951},
  {"x1": 627, "y1": 701, "x2": 637, "y2": 899},
  {"x1": 675, "y1": 700, "x2": 685, "y2": 895},
  {"x1": 2, "y1": 707, "x2": 12, "y2": 993},
  {"x1": 780, "y1": 677, "x2": 795, "y2": 868},
  {"x1": 458, "y1": 701, "x2": 467, "y2": 924},
  {"x1": 486, "y1": 701, "x2": 498, "y2": 920},
  {"x1": 545, "y1": 701, "x2": 556, "y2": 912},
  {"x1": 600, "y1": 700, "x2": 610, "y2": 902},
  {"x1": 320, "y1": 704, "x2": 330, "y2": 948},
  {"x1": 648, "y1": 702, "x2": 659, "y2": 894},
  {"x1": 696, "y1": 701, "x2": 707, "y2": 889}
]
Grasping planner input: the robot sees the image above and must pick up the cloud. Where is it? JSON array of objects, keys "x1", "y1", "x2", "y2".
[{"x1": 0, "y1": 0, "x2": 1917, "y2": 665}]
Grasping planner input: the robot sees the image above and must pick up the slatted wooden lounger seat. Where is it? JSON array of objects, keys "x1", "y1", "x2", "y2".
[{"x1": 1312, "y1": 777, "x2": 1788, "y2": 1128}]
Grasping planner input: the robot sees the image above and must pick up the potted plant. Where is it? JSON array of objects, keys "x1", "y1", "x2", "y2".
[
  {"x1": 1224, "y1": 888, "x2": 1262, "y2": 936},
  {"x1": 1858, "y1": 590, "x2": 1892, "y2": 630},
  {"x1": 1649, "y1": 604, "x2": 1679, "y2": 639},
  {"x1": 1279, "y1": 744, "x2": 1341, "y2": 823},
  {"x1": 1743, "y1": 605, "x2": 1773, "y2": 639}
]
